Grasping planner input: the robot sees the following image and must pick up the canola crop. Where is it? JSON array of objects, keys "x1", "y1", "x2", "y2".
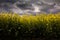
[{"x1": 0, "y1": 12, "x2": 60, "y2": 40}]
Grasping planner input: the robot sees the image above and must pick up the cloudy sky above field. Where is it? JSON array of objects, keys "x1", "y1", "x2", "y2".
[{"x1": 0, "y1": 0, "x2": 60, "y2": 14}]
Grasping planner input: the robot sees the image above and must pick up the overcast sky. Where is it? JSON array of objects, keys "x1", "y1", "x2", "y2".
[{"x1": 0, "y1": 0, "x2": 60, "y2": 14}]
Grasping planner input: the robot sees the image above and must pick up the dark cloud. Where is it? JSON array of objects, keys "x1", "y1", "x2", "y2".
[
  {"x1": 0, "y1": 0, "x2": 18, "y2": 3},
  {"x1": 0, "y1": 0, "x2": 60, "y2": 14}
]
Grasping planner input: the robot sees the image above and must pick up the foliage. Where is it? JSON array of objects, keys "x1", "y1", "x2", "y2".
[{"x1": 0, "y1": 12, "x2": 60, "y2": 40}]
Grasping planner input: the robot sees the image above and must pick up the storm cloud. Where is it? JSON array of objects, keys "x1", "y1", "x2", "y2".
[{"x1": 0, "y1": 0, "x2": 60, "y2": 14}]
